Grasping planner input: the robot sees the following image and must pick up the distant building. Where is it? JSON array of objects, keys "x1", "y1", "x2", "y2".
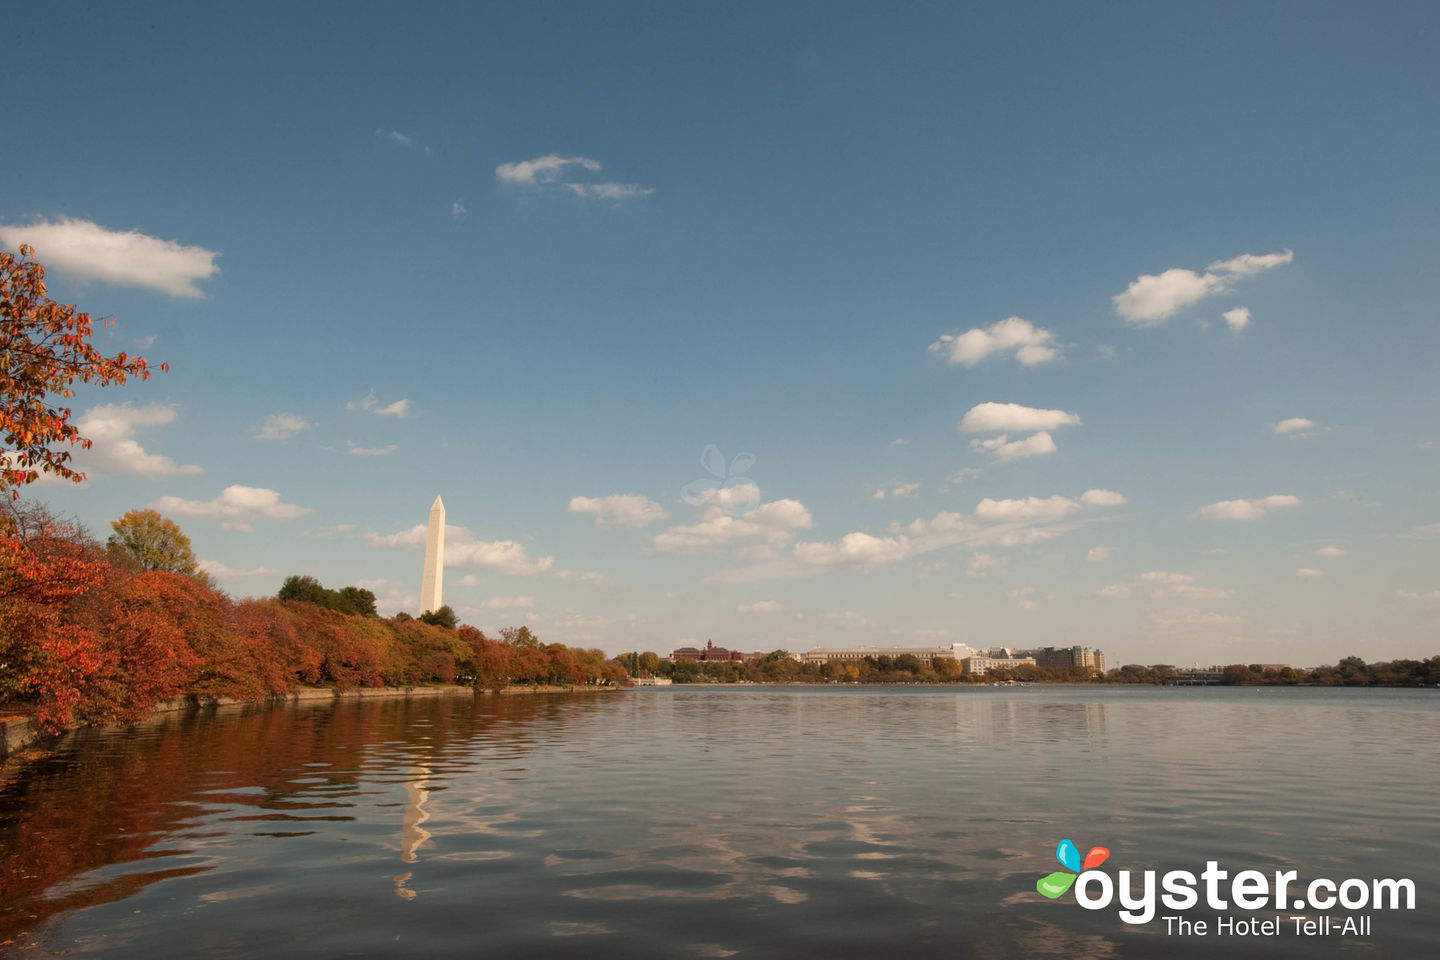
[
  {"x1": 800, "y1": 646, "x2": 957, "y2": 665},
  {"x1": 1035, "y1": 645, "x2": 1106, "y2": 674},
  {"x1": 960, "y1": 654, "x2": 1037, "y2": 675},
  {"x1": 668, "y1": 641, "x2": 761, "y2": 663}
]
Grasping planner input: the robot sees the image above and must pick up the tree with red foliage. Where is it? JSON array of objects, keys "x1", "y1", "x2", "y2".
[{"x1": 1, "y1": 244, "x2": 165, "y2": 498}]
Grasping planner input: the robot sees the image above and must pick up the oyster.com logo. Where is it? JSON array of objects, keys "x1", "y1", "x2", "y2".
[
  {"x1": 1037, "y1": 838, "x2": 1110, "y2": 899},
  {"x1": 1032, "y1": 837, "x2": 1414, "y2": 938}
]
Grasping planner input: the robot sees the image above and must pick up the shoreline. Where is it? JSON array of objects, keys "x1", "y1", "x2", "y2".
[{"x1": 0, "y1": 683, "x2": 620, "y2": 763}]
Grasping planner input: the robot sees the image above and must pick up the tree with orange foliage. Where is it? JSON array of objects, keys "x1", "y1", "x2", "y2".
[{"x1": 1, "y1": 244, "x2": 165, "y2": 499}]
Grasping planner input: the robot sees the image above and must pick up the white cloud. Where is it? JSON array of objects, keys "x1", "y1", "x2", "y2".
[
  {"x1": 569, "y1": 494, "x2": 668, "y2": 529},
  {"x1": 1395, "y1": 588, "x2": 1440, "y2": 600},
  {"x1": 452, "y1": 200, "x2": 467, "y2": 218},
  {"x1": 71, "y1": 403, "x2": 204, "y2": 479},
  {"x1": 710, "y1": 487, "x2": 1122, "y2": 583},
  {"x1": 970, "y1": 432, "x2": 1057, "y2": 463},
  {"x1": 1096, "y1": 583, "x2": 1132, "y2": 599},
  {"x1": 928, "y1": 317, "x2": 1060, "y2": 367},
  {"x1": 652, "y1": 497, "x2": 813, "y2": 553},
  {"x1": 890, "y1": 438, "x2": 908, "y2": 447},
  {"x1": 0, "y1": 217, "x2": 220, "y2": 297},
  {"x1": 1113, "y1": 250, "x2": 1292, "y2": 325},
  {"x1": 946, "y1": 467, "x2": 982, "y2": 485},
  {"x1": 447, "y1": 539, "x2": 554, "y2": 576},
  {"x1": 738, "y1": 600, "x2": 785, "y2": 614},
  {"x1": 1408, "y1": 523, "x2": 1440, "y2": 538},
  {"x1": 794, "y1": 532, "x2": 908, "y2": 570},
  {"x1": 365, "y1": 522, "x2": 555, "y2": 576},
  {"x1": 685, "y1": 482, "x2": 762, "y2": 510},
  {"x1": 197, "y1": 560, "x2": 278, "y2": 578},
  {"x1": 1314, "y1": 545, "x2": 1348, "y2": 558},
  {"x1": 1296, "y1": 568, "x2": 1325, "y2": 577},
  {"x1": 1274, "y1": 417, "x2": 1317, "y2": 434},
  {"x1": 563, "y1": 182, "x2": 654, "y2": 200},
  {"x1": 1086, "y1": 546, "x2": 1112, "y2": 563},
  {"x1": 347, "y1": 389, "x2": 409, "y2": 418},
  {"x1": 958, "y1": 402, "x2": 1082, "y2": 433},
  {"x1": 346, "y1": 441, "x2": 397, "y2": 456},
  {"x1": 1197, "y1": 494, "x2": 1302, "y2": 520},
  {"x1": 1081, "y1": 489, "x2": 1126, "y2": 507},
  {"x1": 478, "y1": 596, "x2": 537, "y2": 610},
  {"x1": 495, "y1": 154, "x2": 602, "y2": 185},
  {"x1": 254, "y1": 413, "x2": 311, "y2": 441},
  {"x1": 873, "y1": 481, "x2": 921, "y2": 500},
  {"x1": 973, "y1": 494, "x2": 1084, "y2": 523},
  {"x1": 153, "y1": 485, "x2": 311, "y2": 528},
  {"x1": 1223, "y1": 306, "x2": 1251, "y2": 332}
]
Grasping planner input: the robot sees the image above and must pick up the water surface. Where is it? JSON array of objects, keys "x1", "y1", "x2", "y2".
[{"x1": 1, "y1": 686, "x2": 1435, "y2": 957}]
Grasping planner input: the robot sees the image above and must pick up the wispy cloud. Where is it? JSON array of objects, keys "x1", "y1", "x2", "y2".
[
  {"x1": 562, "y1": 182, "x2": 653, "y2": 200},
  {"x1": 0, "y1": 217, "x2": 220, "y2": 297},
  {"x1": 496, "y1": 154, "x2": 652, "y2": 200},
  {"x1": 253, "y1": 413, "x2": 311, "y2": 441},
  {"x1": 375, "y1": 128, "x2": 431, "y2": 154},
  {"x1": 569, "y1": 494, "x2": 668, "y2": 529},
  {"x1": 197, "y1": 560, "x2": 278, "y2": 578},
  {"x1": 1196, "y1": 494, "x2": 1301, "y2": 520},
  {"x1": 346, "y1": 441, "x2": 397, "y2": 456},
  {"x1": 496, "y1": 154, "x2": 602, "y2": 185},
  {"x1": 153, "y1": 485, "x2": 311, "y2": 532},
  {"x1": 347, "y1": 389, "x2": 410, "y2": 418}
]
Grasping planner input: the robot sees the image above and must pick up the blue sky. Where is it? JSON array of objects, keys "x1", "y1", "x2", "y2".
[{"x1": 3, "y1": 1, "x2": 1438, "y2": 666}]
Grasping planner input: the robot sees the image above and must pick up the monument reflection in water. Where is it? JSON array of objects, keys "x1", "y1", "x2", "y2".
[{"x1": 0, "y1": 686, "x2": 1436, "y2": 959}]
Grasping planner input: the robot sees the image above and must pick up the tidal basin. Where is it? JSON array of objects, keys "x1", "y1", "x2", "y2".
[{"x1": 1, "y1": 686, "x2": 1435, "y2": 958}]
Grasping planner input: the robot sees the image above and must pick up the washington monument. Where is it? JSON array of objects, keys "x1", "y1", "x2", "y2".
[{"x1": 420, "y1": 495, "x2": 445, "y2": 614}]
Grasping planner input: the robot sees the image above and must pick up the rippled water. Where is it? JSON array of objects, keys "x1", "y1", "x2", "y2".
[{"x1": 1, "y1": 686, "x2": 1436, "y2": 958}]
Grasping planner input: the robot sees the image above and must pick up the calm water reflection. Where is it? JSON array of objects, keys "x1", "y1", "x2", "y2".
[{"x1": 1, "y1": 687, "x2": 1436, "y2": 958}]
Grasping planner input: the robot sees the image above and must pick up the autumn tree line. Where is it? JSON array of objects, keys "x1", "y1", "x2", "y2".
[{"x1": 0, "y1": 500, "x2": 631, "y2": 733}]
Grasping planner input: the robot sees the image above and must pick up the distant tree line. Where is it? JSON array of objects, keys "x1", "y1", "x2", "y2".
[{"x1": 614, "y1": 649, "x2": 1440, "y2": 687}]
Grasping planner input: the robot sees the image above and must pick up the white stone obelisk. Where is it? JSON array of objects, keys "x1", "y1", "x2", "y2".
[{"x1": 420, "y1": 495, "x2": 445, "y2": 613}]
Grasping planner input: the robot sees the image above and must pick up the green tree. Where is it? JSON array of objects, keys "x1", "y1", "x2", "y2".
[
  {"x1": 419, "y1": 604, "x2": 458, "y2": 629},
  {"x1": 339, "y1": 585, "x2": 378, "y2": 618},
  {"x1": 106, "y1": 509, "x2": 198, "y2": 575},
  {"x1": 500, "y1": 625, "x2": 540, "y2": 649}
]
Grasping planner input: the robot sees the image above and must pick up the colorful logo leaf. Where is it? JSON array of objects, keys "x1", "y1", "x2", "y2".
[{"x1": 1036, "y1": 838, "x2": 1110, "y2": 899}]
